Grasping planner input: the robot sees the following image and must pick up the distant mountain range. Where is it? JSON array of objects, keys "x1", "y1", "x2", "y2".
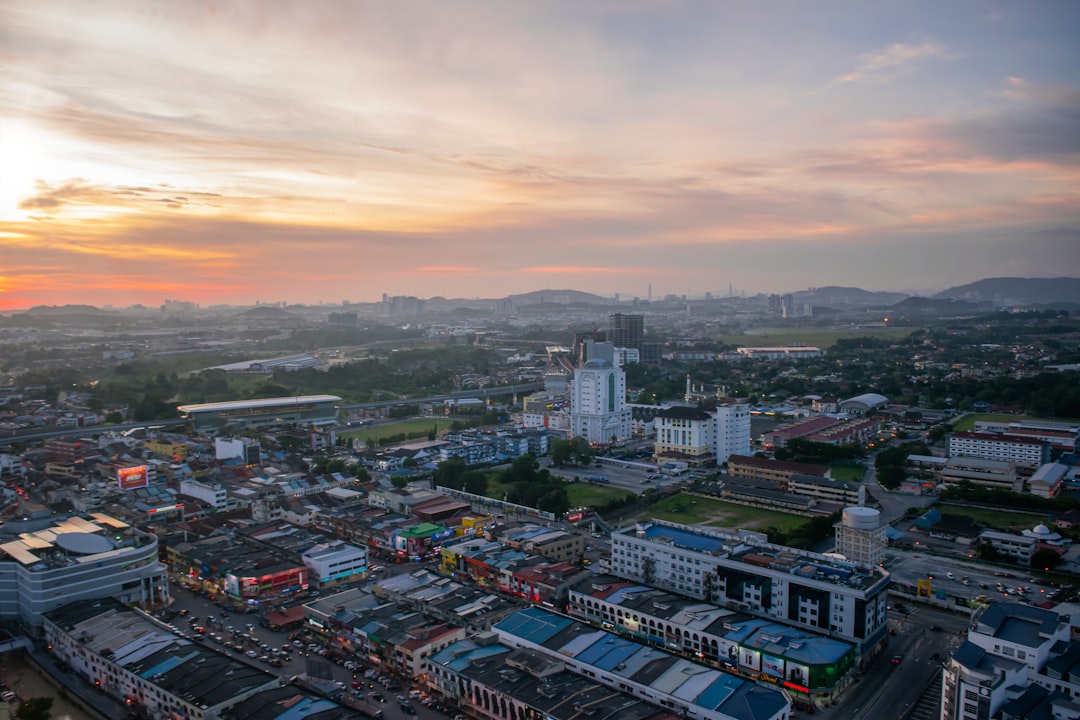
[
  {"x1": 934, "y1": 277, "x2": 1080, "y2": 306},
  {"x1": 5, "y1": 277, "x2": 1078, "y2": 317}
]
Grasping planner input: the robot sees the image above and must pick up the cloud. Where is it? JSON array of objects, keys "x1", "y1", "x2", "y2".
[
  {"x1": 941, "y1": 81, "x2": 1080, "y2": 161},
  {"x1": 822, "y1": 40, "x2": 949, "y2": 89}
]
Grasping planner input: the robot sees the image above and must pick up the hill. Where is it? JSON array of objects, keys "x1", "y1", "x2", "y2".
[
  {"x1": 791, "y1": 286, "x2": 909, "y2": 308},
  {"x1": 891, "y1": 296, "x2": 988, "y2": 315},
  {"x1": 934, "y1": 277, "x2": 1080, "y2": 306},
  {"x1": 508, "y1": 289, "x2": 612, "y2": 306}
]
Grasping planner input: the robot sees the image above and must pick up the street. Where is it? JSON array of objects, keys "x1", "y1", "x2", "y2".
[{"x1": 164, "y1": 580, "x2": 456, "y2": 720}]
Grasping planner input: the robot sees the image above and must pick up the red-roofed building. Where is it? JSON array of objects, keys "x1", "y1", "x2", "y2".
[
  {"x1": 508, "y1": 562, "x2": 591, "y2": 606},
  {"x1": 727, "y1": 455, "x2": 829, "y2": 490}
]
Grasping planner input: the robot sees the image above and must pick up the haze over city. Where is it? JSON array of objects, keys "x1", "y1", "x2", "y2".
[{"x1": 1, "y1": 1, "x2": 1078, "y2": 311}]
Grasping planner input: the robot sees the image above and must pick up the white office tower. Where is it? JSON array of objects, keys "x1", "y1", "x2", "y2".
[
  {"x1": 714, "y1": 402, "x2": 751, "y2": 464},
  {"x1": 570, "y1": 359, "x2": 632, "y2": 445},
  {"x1": 834, "y1": 507, "x2": 886, "y2": 568}
]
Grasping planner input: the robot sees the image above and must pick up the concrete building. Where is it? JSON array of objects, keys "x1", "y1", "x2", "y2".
[
  {"x1": 655, "y1": 406, "x2": 716, "y2": 466},
  {"x1": 948, "y1": 431, "x2": 1050, "y2": 468},
  {"x1": 0, "y1": 513, "x2": 169, "y2": 627},
  {"x1": 610, "y1": 520, "x2": 890, "y2": 654},
  {"x1": 715, "y1": 403, "x2": 752, "y2": 464},
  {"x1": 301, "y1": 539, "x2": 368, "y2": 586},
  {"x1": 939, "y1": 457, "x2": 1022, "y2": 493},
  {"x1": 609, "y1": 313, "x2": 645, "y2": 352},
  {"x1": 570, "y1": 360, "x2": 632, "y2": 445},
  {"x1": 494, "y1": 607, "x2": 792, "y2": 720},
  {"x1": 44, "y1": 598, "x2": 280, "y2": 720},
  {"x1": 941, "y1": 603, "x2": 1078, "y2": 720},
  {"x1": 567, "y1": 576, "x2": 857, "y2": 705}
]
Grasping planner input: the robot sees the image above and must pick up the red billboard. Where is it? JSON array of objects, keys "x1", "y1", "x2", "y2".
[{"x1": 118, "y1": 465, "x2": 149, "y2": 490}]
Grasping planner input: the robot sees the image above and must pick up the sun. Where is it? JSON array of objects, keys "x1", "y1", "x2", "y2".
[{"x1": 0, "y1": 118, "x2": 47, "y2": 221}]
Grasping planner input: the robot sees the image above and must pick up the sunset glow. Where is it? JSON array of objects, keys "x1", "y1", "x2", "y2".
[{"x1": 1, "y1": 1, "x2": 1077, "y2": 310}]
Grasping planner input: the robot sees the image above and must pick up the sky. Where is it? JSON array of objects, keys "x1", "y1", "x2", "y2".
[{"x1": 1, "y1": 1, "x2": 1078, "y2": 310}]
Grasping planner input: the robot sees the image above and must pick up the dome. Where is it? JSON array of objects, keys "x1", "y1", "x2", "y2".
[{"x1": 1033, "y1": 524, "x2": 1051, "y2": 535}]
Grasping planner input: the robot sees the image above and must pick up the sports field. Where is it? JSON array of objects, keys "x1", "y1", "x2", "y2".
[
  {"x1": 338, "y1": 418, "x2": 452, "y2": 443},
  {"x1": 641, "y1": 493, "x2": 809, "y2": 533},
  {"x1": 719, "y1": 326, "x2": 916, "y2": 349}
]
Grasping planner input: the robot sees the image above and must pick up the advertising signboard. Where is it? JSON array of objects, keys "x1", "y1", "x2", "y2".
[
  {"x1": 762, "y1": 654, "x2": 785, "y2": 678},
  {"x1": 118, "y1": 465, "x2": 149, "y2": 490},
  {"x1": 740, "y1": 648, "x2": 761, "y2": 671}
]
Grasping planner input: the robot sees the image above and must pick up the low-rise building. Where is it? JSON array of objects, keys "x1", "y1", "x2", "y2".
[{"x1": 44, "y1": 598, "x2": 280, "y2": 720}]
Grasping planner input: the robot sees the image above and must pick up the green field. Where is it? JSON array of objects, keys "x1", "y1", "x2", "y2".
[
  {"x1": 951, "y1": 413, "x2": 1050, "y2": 432},
  {"x1": 937, "y1": 503, "x2": 1048, "y2": 531},
  {"x1": 829, "y1": 463, "x2": 865, "y2": 482},
  {"x1": 339, "y1": 418, "x2": 452, "y2": 443},
  {"x1": 719, "y1": 326, "x2": 917, "y2": 349},
  {"x1": 639, "y1": 493, "x2": 810, "y2": 533},
  {"x1": 566, "y1": 483, "x2": 636, "y2": 507}
]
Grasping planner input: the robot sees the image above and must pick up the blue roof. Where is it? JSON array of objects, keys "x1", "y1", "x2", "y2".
[
  {"x1": 576, "y1": 635, "x2": 639, "y2": 670},
  {"x1": 641, "y1": 524, "x2": 727, "y2": 553},
  {"x1": 493, "y1": 606, "x2": 574, "y2": 645},
  {"x1": 695, "y1": 673, "x2": 741, "y2": 710},
  {"x1": 276, "y1": 698, "x2": 341, "y2": 720}
]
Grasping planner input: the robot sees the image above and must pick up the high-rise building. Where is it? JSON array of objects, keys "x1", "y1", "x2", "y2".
[
  {"x1": 609, "y1": 313, "x2": 644, "y2": 352},
  {"x1": 570, "y1": 360, "x2": 631, "y2": 445},
  {"x1": 714, "y1": 402, "x2": 752, "y2": 464}
]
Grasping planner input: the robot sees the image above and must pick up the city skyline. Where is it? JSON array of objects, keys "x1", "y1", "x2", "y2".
[{"x1": 2, "y1": 1, "x2": 1078, "y2": 310}]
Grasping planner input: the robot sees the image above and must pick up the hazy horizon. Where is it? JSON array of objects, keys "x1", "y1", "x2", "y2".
[{"x1": 2, "y1": 1, "x2": 1078, "y2": 310}]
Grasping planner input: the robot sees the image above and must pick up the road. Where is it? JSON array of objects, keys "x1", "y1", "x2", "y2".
[
  {"x1": 816, "y1": 605, "x2": 965, "y2": 720},
  {"x1": 862, "y1": 455, "x2": 936, "y2": 524},
  {"x1": 164, "y1": 578, "x2": 455, "y2": 720}
]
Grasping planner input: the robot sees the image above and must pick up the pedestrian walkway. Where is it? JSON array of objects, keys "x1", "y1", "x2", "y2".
[{"x1": 0, "y1": 651, "x2": 93, "y2": 720}]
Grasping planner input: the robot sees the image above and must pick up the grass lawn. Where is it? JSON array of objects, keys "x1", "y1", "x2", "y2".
[
  {"x1": 950, "y1": 413, "x2": 1063, "y2": 432},
  {"x1": 718, "y1": 326, "x2": 917, "y2": 349},
  {"x1": 639, "y1": 493, "x2": 810, "y2": 533},
  {"x1": 339, "y1": 418, "x2": 453, "y2": 443},
  {"x1": 566, "y1": 483, "x2": 636, "y2": 507},
  {"x1": 937, "y1": 503, "x2": 1049, "y2": 531},
  {"x1": 829, "y1": 463, "x2": 865, "y2": 482}
]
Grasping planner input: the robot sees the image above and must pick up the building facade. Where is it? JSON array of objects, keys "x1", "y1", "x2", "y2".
[
  {"x1": 609, "y1": 520, "x2": 890, "y2": 654},
  {"x1": 569, "y1": 360, "x2": 632, "y2": 445}
]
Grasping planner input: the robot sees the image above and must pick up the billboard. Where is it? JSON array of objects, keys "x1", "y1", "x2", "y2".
[
  {"x1": 786, "y1": 662, "x2": 810, "y2": 688},
  {"x1": 762, "y1": 654, "x2": 785, "y2": 678},
  {"x1": 740, "y1": 648, "x2": 761, "y2": 671},
  {"x1": 118, "y1": 465, "x2": 149, "y2": 490}
]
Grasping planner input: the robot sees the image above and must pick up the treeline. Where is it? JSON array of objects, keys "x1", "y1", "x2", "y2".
[
  {"x1": 434, "y1": 454, "x2": 572, "y2": 516},
  {"x1": 763, "y1": 511, "x2": 843, "y2": 551},
  {"x1": 941, "y1": 481, "x2": 1080, "y2": 513}
]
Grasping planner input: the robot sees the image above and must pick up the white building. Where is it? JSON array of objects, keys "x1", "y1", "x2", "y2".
[
  {"x1": 0, "y1": 513, "x2": 169, "y2": 627},
  {"x1": 570, "y1": 360, "x2": 632, "y2": 445},
  {"x1": 715, "y1": 402, "x2": 752, "y2": 464},
  {"x1": 941, "y1": 603, "x2": 1078, "y2": 720},
  {"x1": 302, "y1": 540, "x2": 368, "y2": 586},
  {"x1": 654, "y1": 405, "x2": 715, "y2": 466},
  {"x1": 948, "y1": 431, "x2": 1049, "y2": 468},
  {"x1": 179, "y1": 478, "x2": 229, "y2": 508},
  {"x1": 610, "y1": 520, "x2": 890, "y2": 653}
]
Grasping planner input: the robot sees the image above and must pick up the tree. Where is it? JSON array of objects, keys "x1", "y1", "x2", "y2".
[
  {"x1": 104, "y1": 410, "x2": 124, "y2": 424},
  {"x1": 1031, "y1": 548, "x2": 1062, "y2": 571},
  {"x1": 15, "y1": 697, "x2": 53, "y2": 720},
  {"x1": 877, "y1": 464, "x2": 906, "y2": 490},
  {"x1": 351, "y1": 466, "x2": 371, "y2": 482},
  {"x1": 391, "y1": 476, "x2": 409, "y2": 489},
  {"x1": 549, "y1": 439, "x2": 574, "y2": 467},
  {"x1": 433, "y1": 457, "x2": 468, "y2": 490}
]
